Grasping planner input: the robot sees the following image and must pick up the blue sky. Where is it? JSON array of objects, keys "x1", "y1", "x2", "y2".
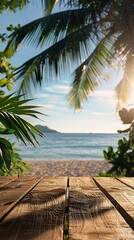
[{"x1": 1, "y1": 2, "x2": 131, "y2": 133}]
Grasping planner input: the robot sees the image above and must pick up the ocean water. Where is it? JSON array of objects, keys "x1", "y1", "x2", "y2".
[{"x1": 14, "y1": 133, "x2": 127, "y2": 161}]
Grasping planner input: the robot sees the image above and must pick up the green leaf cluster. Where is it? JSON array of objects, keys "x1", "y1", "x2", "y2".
[
  {"x1": 102, "y1": 108, "x2": 134, "y2": 177},
  {"x1": 0, "y1": 137, "x2": 12, "y2": 170},
  {"x1": 0, "y1": 1, "x2": 45, "y2": 175},
  {"x1": 118, "y1": 108, "x2": 134, "y2": 148},
  {"x1": 0, "y1": 92, "x2": 45, "y2": 175},
  {"x1": 0, "y1": 0, "x2": 29, "y2": 13},
  {"x1": 0, "y1": 93, "x2": 45, "y2": 146},
  {"x1": 103, "y1": 137, "x2": 134, "y2": 176},
  {"x1": 0, "y1": 141, "x2": 30, "y2": 176}
]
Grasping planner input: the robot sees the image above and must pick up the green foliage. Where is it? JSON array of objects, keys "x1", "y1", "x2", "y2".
[
  {"x1": 0, "y1": 137, "x2": 12, "y2": 169},
  {"x1": 0, "y1": 141, "x2": 30, "y2": 176},
  {"x1": 0, "y1": 22, "x2": 22, "y2": 94},
  {"x1": 118, "y1": 108, "x2": 134, "y2": 148},
  {"x1": 0, "y1": 93, "x2": 44, "y2": 146},
  {"x1": 0, "y1": 1, "x2": 45, "y2": 175},
  {"x1": 102, "y1": 107, "x2": 134, "y2": 177},
  {"x1": 0, "y1": 0, "x2": 29, "y2": 13},
  {"x1": 103, "y1": 137, "x2": 134, "y2": 176},
  {"x1": 4, "y1": 0, "x2": 134, "y2": 109}
]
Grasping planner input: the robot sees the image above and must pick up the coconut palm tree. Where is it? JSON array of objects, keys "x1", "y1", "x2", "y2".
[{"x1": 5, "y1": 0, "x2": 134, "y2": 109}]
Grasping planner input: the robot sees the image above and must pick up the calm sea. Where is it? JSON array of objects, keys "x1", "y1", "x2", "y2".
[{"x1": 14, "y1": 133, "x2": 127, "y2": 161}]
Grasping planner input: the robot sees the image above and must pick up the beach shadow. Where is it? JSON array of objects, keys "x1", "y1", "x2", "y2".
[
  {"x1": 0, "y1": 189, "x2": 114, "y2": 240},
  {"x1": 22, "y1": 188, "x2": 65, "y2": 204}
]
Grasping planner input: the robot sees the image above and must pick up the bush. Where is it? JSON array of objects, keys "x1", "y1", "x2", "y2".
[
  {"x1": 101, "y1": 107, "x2": 134, "y2": 177},
  {"x1": 103, "y1": 137, "x2": 134, "y2": 176},
  {"x1": 0, "y1": 141, "x2": 30, "y2": 176}
]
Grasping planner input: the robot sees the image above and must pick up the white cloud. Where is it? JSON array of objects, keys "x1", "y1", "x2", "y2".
[
  {"x1": 90, "y1": 90, "x2": 117, "y2": 107},
  {"x1": 92, "y1": 112, "x2": 108, "y2": 115},
  {"x1": 42, "y1": 84, "x2": 70, "y2": 94},
  {"x1": 91, "y1": 90, "x2": 115, "y2": 97},
  {"x1": 36, "y1": 93, "x2": 50, "y2": 98}
]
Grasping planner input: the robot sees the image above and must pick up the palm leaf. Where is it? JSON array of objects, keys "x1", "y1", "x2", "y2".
[
  {"x1": 13, "y1": 22, "x2": 104, "y2": 95},
  {"x1": 41, "y1": 0, "x2": 113, "y2": 14},
  {"x1": 5, "y1": 0, "x2": 134, "y2": 109},
  {"x1": 115, "y1": 54, "x2": 134, "y2": 108},
  {"x1": 0, "y1": 138, "x2": 12, "y2": 170},
  {"x1": 0, "y1": 94, "x2": 44, "y2": 146},
  {"x1": 5, "y1": 7, "x2": 102, "y2": 52},
  {"x1": 41, "y1": 0, "x2": 59, "y2": 14},
  {"x1": 68, "y1": 33, "x2": 115, "y2": 109},
  {"x1": 0, "y1": 128, "x2": 15, "y2": 134}
]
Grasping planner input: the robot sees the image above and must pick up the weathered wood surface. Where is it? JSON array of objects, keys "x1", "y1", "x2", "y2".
[
  {"x1": 0, "y1": 176, "x2": 134, "y2": 240},
  {"x1": 0, "y1": 177, "x2": 66, "y2": 240},
  {"x1": 116, "y1": 177, "x2": 134, "y2": 189},
  {"x1": 0, "y1": 176, "x2": 17, "y2": 187},
  {"x1": 69, "y1": 177, "x2": 134, "y2": 240},
  {"x1": 94, "y1": 177, "x2": 134, "y2": 230},
  {"x1": 0, "y1": 176, "x2": 40, "y2": 221}
]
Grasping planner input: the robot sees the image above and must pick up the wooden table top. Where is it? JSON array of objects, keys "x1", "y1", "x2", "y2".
[{"x1": 0, "y1": 176, "x2": 133, "y2": 239}]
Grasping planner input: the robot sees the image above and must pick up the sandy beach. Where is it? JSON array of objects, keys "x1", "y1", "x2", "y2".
[{"x1": 25, "y1": 160, "x2": 111, "y2": 176}]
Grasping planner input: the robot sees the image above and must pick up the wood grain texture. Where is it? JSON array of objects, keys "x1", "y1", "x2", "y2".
[
  {"x1": 69, "y1": 177, "x2": 134, "y2": 240},
  {"x1": 116, "y1": 177, "x2": 134, "y2": 189},
  {"x1": 0, "y1": 176, "x2": 40, "y2": 221},
  {"x1": 94, "y1": 177, "x2": 134, "y2": 230},
  {"x1": 0, "y1": 177, "x2": 67, "y2": 240},
  {"x1": 0, "y1": 176, "x2": 17, "y2": 187}
]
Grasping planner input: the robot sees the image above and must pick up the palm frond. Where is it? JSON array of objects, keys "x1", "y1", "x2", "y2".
[
  {"x1": 5, "y1": 7, "x2": 102, "y2": 52},
  {"x1": 0, "y1": 94, "x2": 45, "y2": 146},
  {"x1": 41, "y1": 0, "x2": 58, "y2": 14},
  {"x1": 0, "y1": 137, "x2": 12, "y2": 170},
  {"x1": 4, "y1": 0, "x2": 134, "y2": 111},
  {"x1": 41, "y1": 0, "x2": 113, "y2": 13},
  {"x1": 14, "y1": 23, "x2": 102, "y2": 95},
  {"x1": 115, "y1": 54, "x2": 134, "y2": 108},
  {"x1": 68, "y1": 33, "x2": 115, "y2": 109}
]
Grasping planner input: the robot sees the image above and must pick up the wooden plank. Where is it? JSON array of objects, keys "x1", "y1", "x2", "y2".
[
  {"x1": 116, "y1": 177, "x2": 134, "y2": 189},
  {"x1": 0, "y1": 176, "x2": 17, "y2": 187},
  {"x1": 0, "y1": 176, "x2": 41, "y2": 221},
  {"x1": 0, "y1": 176, "x2": 67, "y2": 240},
  {"x1": 94, "y1": 177, "x2": 134, "y2": 230},
  {"x1": 69, "y1": 177, "x2": 134, "y2": 240}
]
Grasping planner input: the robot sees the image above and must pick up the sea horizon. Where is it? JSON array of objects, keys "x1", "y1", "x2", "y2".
[{"x1": 12, "y1": 132, "x2": 127, "y2": 161}]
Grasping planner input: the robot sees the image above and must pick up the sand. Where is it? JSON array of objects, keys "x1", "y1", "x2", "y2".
[{"x1": 25, "y1": 160, "x2": 111, "y2": 176}]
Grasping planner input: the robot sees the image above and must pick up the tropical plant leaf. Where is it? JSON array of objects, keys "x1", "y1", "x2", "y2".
[
  {"x1": 0, "y1": 137, "x2": 12, "y2": 150},
  {"x1": 0, "y1": 94, "x2": 44, "y2": 146},
  {"x1": 41, "y1": 0, "x2": 58, "y2": 14},
  {"x1": 0, "y1": 127, "x2": 15, "y2": 134},
  {"x1": 1, "y1": 146, "x2": 11, "y2": 170},
  {"x1": 67, "y1": 33, "x2": 115, "y2": 109},
  {"x1": 0, "y1": 155, "x2": 4, "y2": 168},
  {"x1": 0, "y1": 138, "x2": 12, "y2": 170},
  {"x1": 12, "y1": 22, "x2": 103, "y2": 95},
  {"x1": 4, "y1": 0, "x2": 134, "y2": 109},
  {"x1": 5, "y1": 7, "x2": 102, "y2": 51},
  {"x1": 119, "y1": 108, "x2": 134, "y2": 124},
  {"x1": 115, "y1": 54, "x2": 134, "y2": 108}
]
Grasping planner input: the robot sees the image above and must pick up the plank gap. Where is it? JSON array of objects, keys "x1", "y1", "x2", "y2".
[
  {"x1": 0, "y1": 177, "x2": 17, "y2": 188},
  {"x1": 116, "y1": 177, "x2": 134, "y2": 190},
  {"x1": 63, "y1": 177, "x2": 69, "y2": 240},
  {"x1": 0, "y1": 177, "x2": 42, "y2": 223},
  {"x1": 93, "y1": 178, "x2": 134, "y2": 231}
]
